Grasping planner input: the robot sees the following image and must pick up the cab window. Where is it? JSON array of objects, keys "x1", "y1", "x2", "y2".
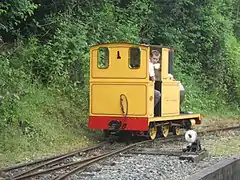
[
  {"x1": 97, "y1": 47, "x2": 109, "y2": 69},
  {"x1": 129, "y1": 47, "x2": 140, "y2": 69}
]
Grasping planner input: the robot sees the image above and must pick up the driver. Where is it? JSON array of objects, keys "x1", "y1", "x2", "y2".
[{"x1": 149, "y1": 50, "x2": 161, "y2": 107}]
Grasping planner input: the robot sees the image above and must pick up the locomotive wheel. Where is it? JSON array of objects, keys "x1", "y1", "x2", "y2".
[
  {"x1": 172, "y1": 126, "x2": 181, "y2": 135},
  {"x1": 159, "y1": 125, "x2": 169, "y2": 137},
  {"x1": 148, "y1": 123, "x2": 157, "y2": 140}
]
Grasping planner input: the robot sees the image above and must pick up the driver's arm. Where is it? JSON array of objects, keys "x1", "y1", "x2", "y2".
[{"x1": 149, "y1": 62, "x2": 155, "y2": 81}]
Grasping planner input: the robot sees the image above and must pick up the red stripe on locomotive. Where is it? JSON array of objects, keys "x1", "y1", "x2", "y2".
[{"x1": 88, "y1": 116, "x2": 149, "y2": 131}]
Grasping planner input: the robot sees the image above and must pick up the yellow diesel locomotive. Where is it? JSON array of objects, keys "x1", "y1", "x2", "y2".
[{"x1": 88, "y1": 42, "x2": 202, "y2": 140}]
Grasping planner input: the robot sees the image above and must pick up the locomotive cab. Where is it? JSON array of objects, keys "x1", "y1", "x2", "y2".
[
  {"x1": 88, "y1": 42, "x2": 202, "y2": 139},
  {"x1": 149, "y1": 45, "x2": 185, "y2": 116}
]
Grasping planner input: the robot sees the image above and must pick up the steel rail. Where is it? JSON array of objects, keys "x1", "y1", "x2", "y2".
[
  {"x1": 55, "y1": 136, "x2": 186, "y2": 180},
  {"x1": 54, "y1": 125, "x2": 240, "y2": 180},
  {"x1": 199, "y1": 125, "x2": 240, "y2": 134},
  {"x1": 1, "y1": 153, "x2": 66, "y2": 172},
  {"x1": 13, "y1": 152, "x2": 111, "y2": 180},
  {"x1": 11, "y1": 142, "x2": 107, "y2": 179},
  {"x1": 1, "y1": 142, "x2": 107, "y2": 173},
  {"x1": 14, "y1": 138, "x2": 178, "y2": 180},
  {"x1": 3, "y1": 125, "x2": 240, "y2": 180},
  {"x1": 54, "y1": 139, "x2": 152, "y2": 180}
]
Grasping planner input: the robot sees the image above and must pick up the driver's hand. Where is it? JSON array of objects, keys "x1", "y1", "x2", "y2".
[{"x1": 150, "y1": 76, "x2": 155, "y2": 81}]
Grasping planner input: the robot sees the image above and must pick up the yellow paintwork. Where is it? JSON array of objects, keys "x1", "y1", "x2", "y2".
[
  {"x1": 91, "y1": 43, "x2": 149, "y2": 79},
  {"x1": 161, "y1": 80, "x2": 180, "y2": 116},
  {"x1": 148, "y1": 113, "x2": 202, "y2": 122},
  {"x1": 89, "y1": 42, "x2": 201, "y2": 123},
  {"x1": 91, "y1": 83, "x2": 147, "y2": 116},
  {"x1": 154, "y1": 48, "x2": 181, "y2": 117},
  {"x1": 90, "y1": 42, "x2": 153, "y2": 117},
  {"x1": 161, "y1": 48, "x2": 170, "y2": 80}
]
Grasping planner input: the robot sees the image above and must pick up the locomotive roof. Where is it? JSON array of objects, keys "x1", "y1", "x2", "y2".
[{"x1": 89, "y1": 42, "x2": 174, "y2": 49}]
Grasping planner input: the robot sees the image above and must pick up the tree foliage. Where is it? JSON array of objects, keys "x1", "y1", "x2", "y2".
[
  {"x1": 0, "y1": 0, "x2": 240, "y2": 130},
  {"x1": 0, "y1": 0, "x2": 38, "y2": 41}
]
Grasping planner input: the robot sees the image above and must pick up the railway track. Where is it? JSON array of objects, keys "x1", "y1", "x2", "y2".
[
  {"x1": 1, "y1": 125, "x2": 239, "y2": 180},
  {"x1": 0, "y1": 142, "x2": 109, "y2": 180}
]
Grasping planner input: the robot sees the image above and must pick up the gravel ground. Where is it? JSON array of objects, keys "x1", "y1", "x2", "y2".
[
  {"x1": 66, "y1": 130, "x2": 239, "y2": 180},
  {"x1": 68, "y1": 154, "x2": 225, "y2": 180},
  {"x1": 1, "y1": 142, "x2": 128, "y2": 180},
  {"x1": 2, "y1": 130, "x2": 239, "y2": 180}
]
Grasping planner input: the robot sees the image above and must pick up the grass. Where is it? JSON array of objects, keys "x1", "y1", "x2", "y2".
[
  {"x1": 196, "y1": 115, "x2": 240, "y2": 131},
  {"x1": 0, "y1": 79, "x2": 239, "y2": 168},
  {"x1": 201, "y1": 131, "x2": 240, "y2": 157},
  {"x1": 0, "y1": 86, "x2": 102, "y2": 168}
]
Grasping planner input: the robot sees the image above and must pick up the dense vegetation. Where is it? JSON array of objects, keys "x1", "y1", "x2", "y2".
[{"x1": 0, "y1": 0, "x2": 239, "y2": 166}]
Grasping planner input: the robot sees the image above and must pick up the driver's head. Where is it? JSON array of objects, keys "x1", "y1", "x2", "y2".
[{"x1": 150, "y1": 50, "x2": 160, "y2": 64}]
